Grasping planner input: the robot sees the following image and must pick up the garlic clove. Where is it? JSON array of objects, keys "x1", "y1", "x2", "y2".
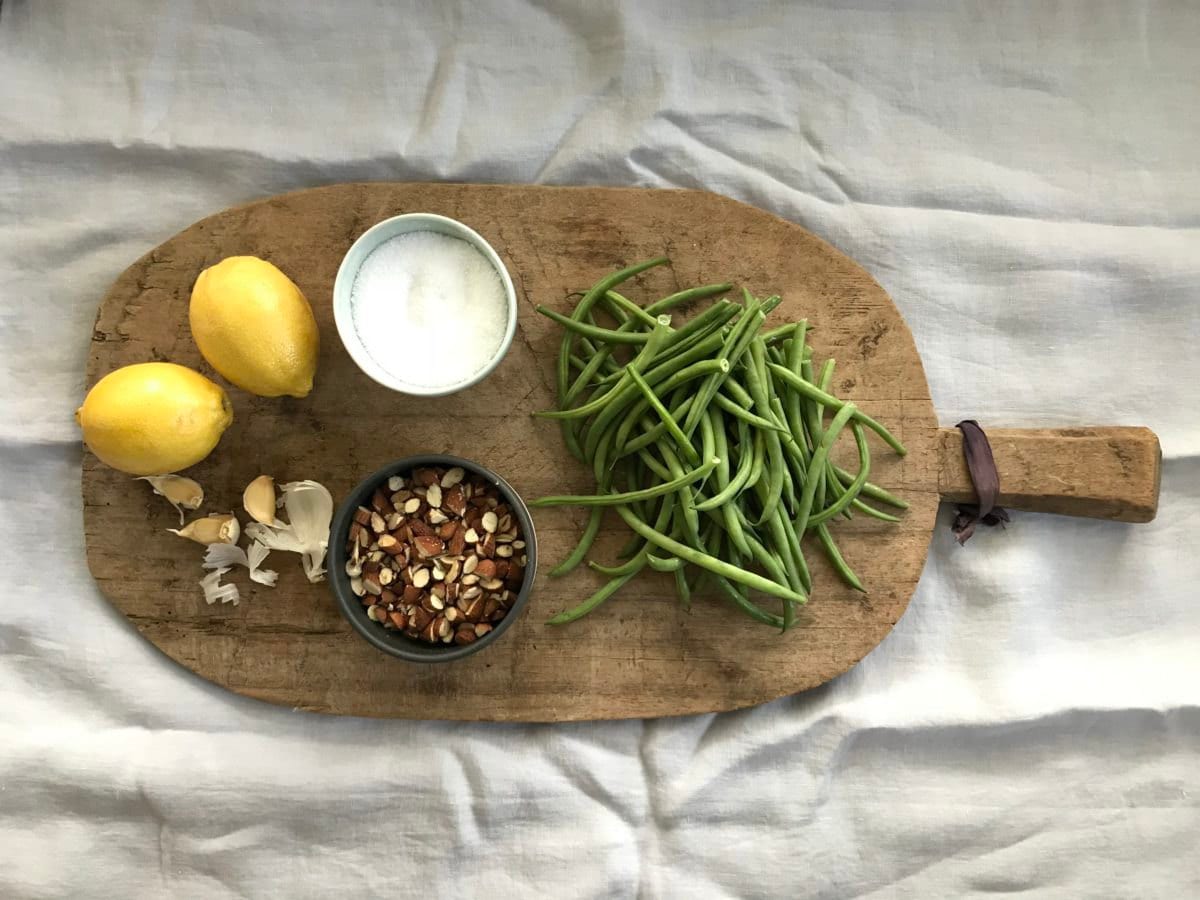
[
  {"x1": 243, "y1": 475, "x2": 278, "y2": 525},
  {"x1": 169, "y1": 513, "x2": 240, "y2": 545},
  {"x1": 136, "y1": 474, "x2": 204, "y2": 525}
]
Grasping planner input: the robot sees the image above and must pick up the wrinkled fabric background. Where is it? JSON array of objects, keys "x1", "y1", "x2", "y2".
[{"x1": 2, "y1": 1, "x2": 1198, "y2": 897}]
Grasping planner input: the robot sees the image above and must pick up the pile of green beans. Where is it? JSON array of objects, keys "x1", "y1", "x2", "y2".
[{"x1": 532, "y1": 258, "x2": 909, "y2": 629}]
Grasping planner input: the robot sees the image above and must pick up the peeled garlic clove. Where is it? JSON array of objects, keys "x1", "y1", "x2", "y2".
[
  {"x1": 136, "y1": 474, "x2": 204, "y2": 525},
  {"x1": 243, "y1": 475, "x2": 277, "y2": 525},
  {"x1": 169, "y1": 513, "x2": 240, "y2": 545}
]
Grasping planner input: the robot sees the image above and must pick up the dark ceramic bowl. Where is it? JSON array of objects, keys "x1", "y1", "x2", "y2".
[{"x1": 328, "y1": 454, "x2": 537, "y2": 663}]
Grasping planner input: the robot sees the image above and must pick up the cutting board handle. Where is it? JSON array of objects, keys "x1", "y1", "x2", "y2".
[{"x1": 936, "y1": 426, "x2": 1161, "y2": 523}]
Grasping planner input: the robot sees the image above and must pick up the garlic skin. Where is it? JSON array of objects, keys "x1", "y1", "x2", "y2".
[
  {"x1": 245, "y1": 480, "x2": 332, "y2": 583},
  {"x1": 243, "y1": 475, "x2": 278, "y2": 526},
  {"x1": 199, "y1": 567, "x2": 240, "y2": 606},
  {"x1": 203, "y1": 540, "x2": 278, "y2": 587},
  {"x1": 169, "y1": 512, "x2": 240, "y2": 545},
  {"x1": 136, "y1": 474, "x2": 204, "y2": 524}
]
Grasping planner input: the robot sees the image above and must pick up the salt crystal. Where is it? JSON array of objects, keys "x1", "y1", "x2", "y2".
[{"x1": 350, "y1": 231, "x2": 508, "y2": 389}]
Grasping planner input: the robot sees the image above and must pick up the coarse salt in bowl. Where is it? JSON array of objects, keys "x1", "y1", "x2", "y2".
[{"x1": 333, "y1": 213, "x2": 518, "y2": 396}]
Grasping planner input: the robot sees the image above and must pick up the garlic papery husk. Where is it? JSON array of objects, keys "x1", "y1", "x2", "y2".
[
  {"x1": 199, "y1": 567, "x2": 240, "y2": 606},
  {"x1": 169, "y1": 513, "x2": 240, "y2": 545},
  {"x1": 203, "y1": 540, "x2": 279, "y2": 587},
  {"x1": 245, "y1": 480, "x2": 332, "y2": 583},
  {"x1": 243, "y1": 475, "x2": 279, "y2": 526},
  {"x1": 136, "y1": 474, "x2": 204, "y2": 524}
]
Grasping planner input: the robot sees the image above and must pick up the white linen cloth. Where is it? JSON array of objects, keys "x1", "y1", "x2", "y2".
[{"x1": 1, "y1": 2, "x2": 1197, "y2": 896}]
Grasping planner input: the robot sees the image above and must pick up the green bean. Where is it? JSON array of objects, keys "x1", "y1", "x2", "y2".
[
  {"x1": 583, "y1": 358, "x2": 728, "y2": 462},
  {"x1": 618, "y1": 396, "x2": 698, "y2": 456},
  {"x1": 794, "y1": 403, "x2": 858, "y2": 538},
  {"x1": 627, "y1": 367, "x2": 698, "y2": 465},
  {"x1": 549, "y1": 507, "x2": 604, "y2": 577},
  {"x1": 604, "y1": 290, "x2": 659, "y2": 328},
  {"x1": 555, "y1": 256, "x2": 667, "y2": 402},
  {"x1": 645, "y1": 283, "x2": 732, "y2": 315},
  {"x1": 767, "y1": 363, "x2": 908, "y2": 456},
  {"x1": 673, "y1": 567, "x2": 692, "y2": 610},
  {"x1": 531, "y1": 456, "x2": 718, "y2": 508},
  {"x1": 539, "y1": 320, "x2": 671, "y2": 422},
  {"x1": 693, "y1": 420, "x2": 757, "y2": 511},
  {"x1": 807, "y1": 424, "x2": 871, "y2": 527},
  {"x1": 702, "y1": 406, "x2": 753, "y2": 558},
  {"x1": 816, "y1": 524, "x2": 864, "y2": 592},
  {"x1": 647, "y1": 554, "x2": 684, "y2": 572},
  {"x1": 711, "y1": 392, "x2": 789, "y2": 433},
  {"x1": 547, "y1": 568, "x2": 642, "y2": 625},
  {"x1": 744, "y1": 340, "x2": 784, "y2": 524},
  {"x1": 538, "y1": 304, "x2": 655, "y2": 344},
  {"x1": 614, "y1": 505, "x2": 805, "y2": 604},
  {"x1": 681, "y1": 302, "x2": 765, "y2": 438},
  {"x1": 833, "y1": 465, "x2": 910, "y2": 508}
]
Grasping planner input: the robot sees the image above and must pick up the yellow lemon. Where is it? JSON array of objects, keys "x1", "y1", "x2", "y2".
[
  {"x1": 190, "y1": 256, "x2": 319, "y2": 397},
  {"x1": 76, "y1": 362, "x2": 233, "y2": 475}
]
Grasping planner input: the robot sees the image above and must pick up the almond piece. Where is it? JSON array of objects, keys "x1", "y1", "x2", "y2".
[
  {"x1": 403, "y1": 497, "x2": 421, "y2": 514},
  {"x1": 480, "y1": 577, "x2": 504, "y2": 591},
  {"x1": 426, "y1": 484, "x2": 443, "y2": 509},
  {"x1": 378, "y1": 534, "x2": 405, "y2": 556},
  {"x1": 387, "y1": 475, "x2": 405, "y2": 491},
  {"x1": 389, "y1": 610, "x2": 408, "y2": 629},
  {"x1": 474, "y1": 558, "x2": 496, "y2": 579},
  {"x1": 481, "y1": 511, "x2": 500, "y2": 533},
  {"x1": 370, "y1": 490, "x2": 392, "y2": 514},
  {"x1": 350, "y1": 577, "x2": 365, "y2": 597},
  {"x1": 438, "y1": 521, "x2": 457, "y2": 540},
  {"x1": 441, "y1": 467, "x2": 466, "y2": 488},
  {"x1": 378, "y1": 567, "x2": 395, "y2": 587},
  {"x1": 385, "y1": 512, "x2": 404, "y2": 530},
  {"x1": 412, "y1": 567, "x2": 431, "y2": 589},
  {"x1": 409, "y1": 607, "x2": 433, "y2": 631},
  {"x1": 366, "y1": 604, "x2": 384, "y2": 622},
  {"x1": 461, "y1": 573, "x2": 480, "y2": 586},
  {"x1": 353, "y1": 507, "x2": 373, "y2": 526},
  {"x1": 444, "y1": 485, "x2": 468, "y2": 517},
  {"x1": 413, "y1": 535, "x2": 445, "y2": 558},
  {"x1": 454, "y1": 625, "x2": 477, "y2": 645},
  {"x1": 420, "y1": 617, "x2": 440, "y2": 642},
  {"x1": 464, "y1": 527, "x2": 479, "y2": 544},
  {"x1": 436, "y1": 616, "x2": 452, "y2": 639},
  {"x1": 413, "y1": 468, "x2": 439, "y2": 487},
  {"x1": 474, "y1": 623, "x2": 493, "y2": 638},
  {"x1": 448, "y1": 524, "x2": 467, "y2": 555},
  {"x1": 429, "y1": 509, "x2": 449, "y2": 525},
  {"x1": 410, "y1": 520, "x2": 436, "y2": 538},
  {"x1": 461, "y1": 596, "x2": 486, "y2": 622},
  {"x1": 496, "y1": 544, "x2": 514, "y2": 558},
  {"x1": 402, "y1": 584, "x2": 422, "y2": 603},
  {"x1": 463, "y1": 554, "x2": 479, "y2": 576},
  {"x1": 369, "y1": 511, "x2": 387, "y2": 534},
  {"x1": 380, "y1": 588, "x2": 398, "y2": 606},
  {"x1": 475, "y1": 532, "x2": 494, "y2": 561},
  {"x1": 362, "y1": 572, "x2": 383, "y2": 596}
]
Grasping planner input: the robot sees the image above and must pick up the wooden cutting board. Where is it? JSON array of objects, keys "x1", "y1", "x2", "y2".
[{"x1": 83, "y1": 183, "x2": 1161, "y2": 721}]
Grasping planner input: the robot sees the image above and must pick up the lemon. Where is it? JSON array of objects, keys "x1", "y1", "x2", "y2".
[
  {"x1": 76, "y1": 362, "x2": 233, "y2": 475},
  {"x1": 190, "y1": 256, "x2": 319, "y2": 397}
]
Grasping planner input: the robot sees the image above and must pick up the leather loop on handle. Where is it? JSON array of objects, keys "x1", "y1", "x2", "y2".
[{"x1": 937, "y1": 426, "x2": 1161, "y2": 523}]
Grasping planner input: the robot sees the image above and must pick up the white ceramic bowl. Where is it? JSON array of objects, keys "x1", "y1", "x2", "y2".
[{"x1": 332, "y1": 213, "x2": 518, "y2": 397}]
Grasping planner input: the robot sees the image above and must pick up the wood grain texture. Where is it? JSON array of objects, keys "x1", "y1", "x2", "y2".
[
  {"x1": 81, "y1": 183, "x2": 1156, "y2": 722},
  {"x1": 937, "y1": 426, "x2": 1161, "y2": 522}
]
